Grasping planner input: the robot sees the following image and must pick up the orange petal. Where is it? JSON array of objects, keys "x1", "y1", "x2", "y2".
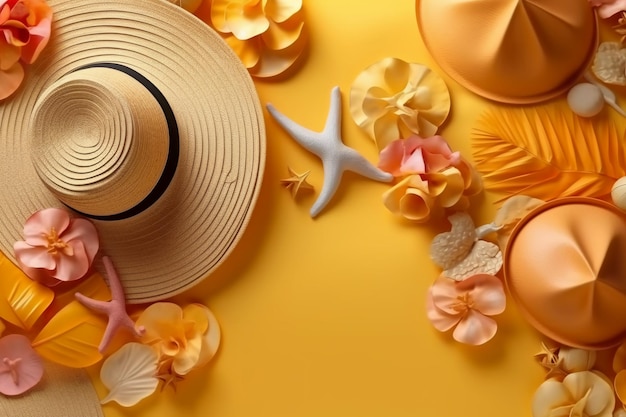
[
  {"x1": 452, "y1": 310, "x2": 497, "y2": 345},
  {"x1": 135, "y1": 302, "x2": 185, "y2": 344},
  {"x1": 426, "y1": 167, "x2": 464, "y2": 208},
  {"x1": 172, "y1": 334, "x2": 202, "y2": 375},
  {"x1": 459, "y1": 274, "x2": 505, "y2": 316},
  {"x1": 615, "y1": 370, "x2": 626, "y2": 405},
  {"x1": 210, "y1": 0, "x2": 232, "y2": 32},
  {"x1": 0, "y1": 42, "x2": 20, "y2": 70},
  {"x1": 615, "y1": 342, "x2": 626, "y2": 373},
  {"x1": 182, "y1": 303, "x2": 210, "y2": 335},
  {"x1": 248, "y1": 30, "x2": 305, "y2": 77},
  {"x1": 0, "y1": 59, "x2": 23, "y2": 100}
]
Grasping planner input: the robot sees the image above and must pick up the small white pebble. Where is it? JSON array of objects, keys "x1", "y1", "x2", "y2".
[
  {"x1": 612, "y1": 176, "x2": 626, "y2": 210},
  {"x1": 567, "y1": 83, "x2": 604, "y2": 117}
]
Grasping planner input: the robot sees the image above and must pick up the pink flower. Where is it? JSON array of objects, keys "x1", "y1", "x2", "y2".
[
  {"x1": 14, "y1": 208, "x2": 99, "y2": 286},
  {"x1": 426, "y1": 274, "x2": 505, "y2": 345},
  {"x1": 0, "y1": 0, "x2": 52, "y2": 100},
  {"x1": 0, "y1": 334, "x2": 43, "y2": 396},
  {"x1": 588, "y1": 0, "x2": 626, "y2": 19},
  {"x1": 378, "y1": 135, "x2": 461, "y2": 178}
]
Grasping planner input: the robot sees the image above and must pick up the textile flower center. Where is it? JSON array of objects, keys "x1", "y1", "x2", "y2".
[
  {"x1": 44, "y1": 227, "x2": 72, "y2": 256},
  {"x1": 451, "y1": 293, "x2": 474, "y2": 313}
]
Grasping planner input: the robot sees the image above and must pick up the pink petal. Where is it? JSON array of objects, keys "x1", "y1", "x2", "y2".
[
  {"x1": 400, "y1": 147, "x2": 426, "y2": 174},
  {"x1": 418, "y1": 135, "x2": 461, "y2": 172},
  {"x1": 0, "y1": 334, "x2": 43, "y2": 396},
  {"x1": 457, "y1": 274, "x2": 506, "y2": 316},
  {"x1": 429, "y1": 275, "x2": 464, "y2": 315},
  {"x1": 20, "y1": 16, "x2": 51, "y2": 64},
  {"x1": 13, "y1": 241, "x2": 55, "y2": 269},
  {"x1": 0, "y1": 60, "x2": 22, "y2": 100},
  {"x1": 378, "y1": 139, "x2": 406, "y2": 176},
  {"x1": 52, "y1": 240, "x2": 89, "y2": 281},
  {"x1": 426, "y1": 288, "x2": 460, "y2": 332},
  {"x1": 62, "y1": 218, "x2": 99, "y2": 261},
  {"x1": 452, "y1": 310, "x2": 498, "y2": 345},
  {"x1": 23, "y1": 208, "x2": 70, "y2": 244}
]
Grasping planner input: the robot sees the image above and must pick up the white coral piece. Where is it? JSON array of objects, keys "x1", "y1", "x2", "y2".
[{"x1": 592, "y1": 42, "x2": 626, "y2": 85}]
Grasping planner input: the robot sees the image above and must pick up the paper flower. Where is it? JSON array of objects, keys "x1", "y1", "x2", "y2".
[
  {"x1": 0, "y1": 334, "x2": 43, "y2": 396},
  {"x1": 378, "y1": 135, "x2": 461, "y2": 178},
  {"x1": 535, "y1": 343, "x2": 597, "y2": 381},
  {"x1": 350, "y1": 57, "x2": 451, "y2": 151},
  {"x1": 588, "y1": 0, "x2": 626, "y2": 18},
  {"x1": 426, "y1": 274, "x2": 506, "y2": 345},
  {"x1": 13, "y1": 208, "x2": 99, "y2": 286},
  {"x1": 532, "y1": 371, "x2": 615, "y2": 417},
  {"x1": 0, "y1": 0, "x2": 52, "y2": 100},
  {"x1": 429, "y1": 212, "x2": 502, "y2": 280},
  {"x1": 136, "y1": 302, "x2": 221, "y2": 376},
  {"x1": 210, "y1": 0, "x2": 306, "y2": 78},
  {"x1": 100, "y1": 342, "x2": 159, "y2": 407},
  {"x1": 378, "y1": 136, "x2": 481, "y2": 222}
]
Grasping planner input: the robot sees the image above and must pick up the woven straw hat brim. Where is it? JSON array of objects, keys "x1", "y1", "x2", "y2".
[
  {"x1": 0, "y1": 0, "x2": 265, "y2": 302},
  {"x1": 0, "y1": 363, "x2": 103, "y2": 417}
]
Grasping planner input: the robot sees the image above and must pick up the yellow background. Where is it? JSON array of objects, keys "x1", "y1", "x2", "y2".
[{"x1": 95, "y1": 0, "x2": 561, "y2": 416}]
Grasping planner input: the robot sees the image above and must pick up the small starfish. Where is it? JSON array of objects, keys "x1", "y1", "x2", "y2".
[
  {"x1": 267, "y1": 86, "x2": 393, "y2": 217},
  {"x1": 155, "y1": 357, "x2": 185, "y2": 392},
  {"x1": 280, "y1": 166, "x2": 314, "y2": 199},
  {"x1": 75, "y1": 256, "x2": 144, "y2": 353},
  {"x1": 534, "y1": 342, "x2": 566, "y2": 379}
]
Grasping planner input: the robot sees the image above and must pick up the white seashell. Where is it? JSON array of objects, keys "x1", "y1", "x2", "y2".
[
  {"x1": 592, "y1": 42, "x2": 626, "y2": 86},
  {"x1": 612, "y1": 176, "x2": 626, "y2": 210},
  {"x1": 567, "y1": 83, "x2": 604, "y2": 117}
]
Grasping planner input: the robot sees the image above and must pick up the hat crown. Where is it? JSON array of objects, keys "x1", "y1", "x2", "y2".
[{"x1": 29, "y1": 66, "x2": 172, "y2": 218}]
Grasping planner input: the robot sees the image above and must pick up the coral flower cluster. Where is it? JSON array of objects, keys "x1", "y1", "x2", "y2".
[
  {"x1": 378, "y1": 135, "x2": 482, "y2": 222},
  {"x1": 0, "y1": 0, "x2": 52, "y2": 99}
]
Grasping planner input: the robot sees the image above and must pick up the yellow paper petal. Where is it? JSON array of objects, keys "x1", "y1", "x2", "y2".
[
  {"x1": 350, "y1": 57, "x2": 451, "y2": 150},
  {"x1": 210, "y1": 0, "x2": 232, "y2": 32},
  {"x1": 426, "y1": 167, "x2": 465, "y2": 208},
  {"x1": 172, "y1": 334, "x2": 202, "y2": 375},
  {"x1": 195, "y1": 306, "x2": 221, "y2": 369},
  {"x1": 225, "y1": 0, "x2": 269, "y2": 40},
  {"x1": 136, "y1": 302, "x2": 185, "y2": 345},
  {"x1": 382, "y1": 175, "x2": 432, "y2": 221},
  {"x1": 31, "y1": 300, "x2": 106, "y2": 368},
  {"x1": 264, "y1": 0, "x2": 302, "y2": 23},
  {"x1": 261, "y1": 14, "x2": 304, "y2": 50},
  {"x1": 0, "y1": 253, "x2": 54, "y2": 330},
  {"x1": 225, "y1": 35, "x2": 261, "y2": 69},
  {"x1": 52, "y1": 271, "x2": 111, "y2": 311},
  {"x1": 183, "y1": 303, "x2": 210, "y2": 335},
  {"x1": 472, "y1": 103, "x2": 626, "y2": 203},
  {"x1": 615, "y1": 342, "x2": 626, "y2": 373},
  {"x1": 248, "y1": 30, "x2": 306, "y2": 78},
  {"x1": 100, "y1": 343, "x2": 159, "y2": 407}
]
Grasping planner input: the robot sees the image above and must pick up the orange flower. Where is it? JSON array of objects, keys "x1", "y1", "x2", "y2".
[
  {"x1": 135, "y1": 302, "x2": 221, "y2": 376},
  {"x1": 210, "y1": 0, "x2": 306, "y2": 77},
  {"x1": 13, "y1": 208, "x2": 99, "y2": 286},
  {"x1": 0, "y1": 0, "x2": 52, "y2": 99},
  {"x1": 426, "y1": 274, "x2": 505, "y2": 345}
]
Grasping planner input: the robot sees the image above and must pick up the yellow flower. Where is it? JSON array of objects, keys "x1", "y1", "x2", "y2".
[
  {"x1": 210, "y1": 0, "x2": 306, "y2": 77},
  {"x1": 135, "y1": 302, "x2": 221, "y2": 375},
  {"x1": 532, "y1": 371, "x2": 614, "y2": 417}
]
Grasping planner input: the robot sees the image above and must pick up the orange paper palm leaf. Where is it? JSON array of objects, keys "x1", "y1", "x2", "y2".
[
  {"x1": 0, "y1": 253, "x2": 54, "y2": 330},
  {"x1": 31, "y1": 300, "x2": 107, "y2": 368},
  {"x1": 471, "y1": 103, "x2": 626, "y2": 203}
]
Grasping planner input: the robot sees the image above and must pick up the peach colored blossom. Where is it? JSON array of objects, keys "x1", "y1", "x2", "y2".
[
  {"x1": 426, "y1": 274, "x2": 505, "y2": 345},
  {"x1": 210, "y1": 0, "x2": 305, "y2": 77},
  {"x1": 378, "y1": 135, "x2": 461, "y2": 178},
  {"x1": 588, "y1": 0, "x2": 626, "y2": 19},
  {"x1": 13, "y1": 208, "x2": 99, "y2": 286},
  {"x1": 0, "y1": 0, "x2": 52, "y2": 99},
  {"x1": 0, "y1": 334, "x2": 43, "y2": 396},
  {"x1": 533, "y1": 371, "x2": 615, "y2": 417},
  {"x1": 135, "y1": 302, "x2": 221, "y2": 376}
]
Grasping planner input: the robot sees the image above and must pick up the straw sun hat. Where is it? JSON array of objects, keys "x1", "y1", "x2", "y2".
[{"x1": 0, "y1": 0, "x2": 265, "y2": 302}]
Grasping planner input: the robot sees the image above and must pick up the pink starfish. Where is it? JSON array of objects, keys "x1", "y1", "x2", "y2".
[{"x1": 75, "y1": 256, "x2": 145, "y2": 353}]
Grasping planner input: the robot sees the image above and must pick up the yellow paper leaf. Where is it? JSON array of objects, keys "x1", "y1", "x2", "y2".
[
  {"x1": 0, "y1": 253, "x2": 54, "y2": 330},
  {"x1": 471, "y1": 102, "x2": 626, "y2": 203},
  {"x1": 53, "y1": 271, "x2": 111, "y2": 310},
  {"x1": 31, "y1": 300, "x2": 106, "y2": 368}
]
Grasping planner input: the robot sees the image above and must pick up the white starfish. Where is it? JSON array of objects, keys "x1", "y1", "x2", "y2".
[{"x1": 266, "y1": 86, "x2": 393, "y2": 217}]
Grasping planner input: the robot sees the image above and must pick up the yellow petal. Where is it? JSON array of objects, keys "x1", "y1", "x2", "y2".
[
  {"x1": 225, "y1": 35, "x2": 261, "y2": 69},
  {"x1": 426, "y1": 167, "x2": 465, "y2": 208},
  {"x1": 248, "y1": 30, "x2": 305, "y2": 77},
  {"x1": 260, "y1": 15, "x2": 304, "y2": 51},
  {"x1": 225, "y1": 0, "x2": 269, "y2": 40},
  {"x1": 172, "y1": 334, "x2": 202, "y2": 375},
  {"x1": 195, "y1": 306, "x2": 221, "y2": 369},
  {"x1": 183, "y1": 303, "x2": 210, "y2": 335},
  {"x1": 0, "y1": 61, "x2": 24, "y2": 100},
  {"x1": 0, "y1": 42, "x2": 20, "y2": 71},
  {"x1": 615, "y1": 342, "x2": 626, "y2": 373},
  {"x1": 264, "y1": 0, "x2": 302, "y2": 23},
  {"x1": 136, "y1": 302, "x2": 185, "y2": 344}
]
